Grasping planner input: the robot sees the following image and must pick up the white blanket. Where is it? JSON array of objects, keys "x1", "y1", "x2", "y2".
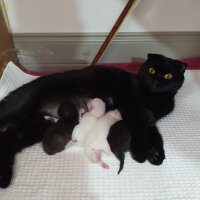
[{"x1": 0, "y1": 62, "x2": 200, "y2": 200}]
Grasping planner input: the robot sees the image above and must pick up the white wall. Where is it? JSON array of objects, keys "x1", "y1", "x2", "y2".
[{"x1": 5, "y1": 0, "x2": 200, "y2": 33}]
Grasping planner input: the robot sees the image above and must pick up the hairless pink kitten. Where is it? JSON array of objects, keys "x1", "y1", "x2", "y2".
[
  {"x1": 84, "y1": 109, "x2": 122, "y2": 169},
  {"x1": 72, "y1": 98, "x2": 106, "y2": 145}
]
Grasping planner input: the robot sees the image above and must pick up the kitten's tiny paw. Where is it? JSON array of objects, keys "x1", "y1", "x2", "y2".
[
  {"x1": 65, "y1": 140, "x2": 76, "y2": 148},
  {"x1": 101, "y1": 162, "x2": 109, "y2": 169},
  {"x1": 147, "y1": 147, "x2": 165, "y2": 165},
  {"x1": 131, "y1": 152, "x2": 146, "y2": 163}
]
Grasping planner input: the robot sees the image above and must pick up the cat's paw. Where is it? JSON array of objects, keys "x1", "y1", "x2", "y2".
[
  {"x1": 130, "y1": 135, "x2": 148, "y2": 163},
  {"x1": 147, "y1": 147, "x2": 165, "y2": 165},
  {"x1": 131, "y1": 150, "x2": 147, "y2": 163},
  {"x1": 130, "y1": 144, "x2": 147, "y2": 163}
]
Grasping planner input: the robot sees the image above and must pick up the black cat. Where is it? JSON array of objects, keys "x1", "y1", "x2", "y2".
[
  {"x1": 130, "y1": 54, "x2": 187, "y2": 163},
  {"x1": 0, "y1": 54, "x2": 187, "y2": 188}
]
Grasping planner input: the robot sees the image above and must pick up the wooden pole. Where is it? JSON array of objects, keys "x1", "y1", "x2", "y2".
[
  {"x1": 0, "y1": 3, "x2": 23, "y2": 76},
  {"x1": 91, "y1": 0, "x2": 138, "y2": 66}
]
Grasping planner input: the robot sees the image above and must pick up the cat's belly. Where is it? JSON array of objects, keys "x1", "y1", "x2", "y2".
[{"x1": 39, "y1": 95, "x2": 90, "y2": 118}]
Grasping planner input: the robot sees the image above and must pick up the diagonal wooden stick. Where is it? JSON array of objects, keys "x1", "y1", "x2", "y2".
[{"x1": 91, "y1": 0, "x2": 139, "y2": 66}]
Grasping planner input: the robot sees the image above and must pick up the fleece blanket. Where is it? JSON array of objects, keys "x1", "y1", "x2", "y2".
[{"x1": 0, "y1": 61, "x2": 200, "y2": 200}]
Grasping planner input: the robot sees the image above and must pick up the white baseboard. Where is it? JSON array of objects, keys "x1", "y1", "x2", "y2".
[{"x1": 12, "y1": 32, "x2": 200, "y2": 71}]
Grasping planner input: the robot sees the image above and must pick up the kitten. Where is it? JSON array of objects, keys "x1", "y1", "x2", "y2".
[
  {"x1": 42, "y1": 101, "x2": 79, "y2": 155},
  {"x1": 72, "y1": 98, "x2": 106, "y2": 144},
  {"x1": 107, "y1": 121, "x2": 131, "y2": 174},
  {"x1": 84, "y1": 109, "x2": 122, "y2": 169}
]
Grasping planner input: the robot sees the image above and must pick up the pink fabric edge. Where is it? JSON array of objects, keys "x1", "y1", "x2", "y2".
[{"x1": 24, "y1": 58, "x2": 200, "y2": 77}]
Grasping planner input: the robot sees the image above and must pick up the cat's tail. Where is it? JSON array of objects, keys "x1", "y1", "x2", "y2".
[{"x1": 0, "y1": 152, "x2": 15, "y2": 188}]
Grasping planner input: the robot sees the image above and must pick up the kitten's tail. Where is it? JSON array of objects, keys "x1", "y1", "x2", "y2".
[{"x1": 116, "y1": 152, "x2": 125, "y2": 174}]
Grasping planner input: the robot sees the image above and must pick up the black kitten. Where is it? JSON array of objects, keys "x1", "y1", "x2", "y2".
[
  {"x1": 42, "y1": 101, "x2": 79, "y2": 155},
  {"x1": 107, "y1": 121, "x2": 131, "y2": 174}
]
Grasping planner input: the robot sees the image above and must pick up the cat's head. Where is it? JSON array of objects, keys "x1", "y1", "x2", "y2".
[{"x1": 138, "y1": 54, "x2": 187, "y2": 93}]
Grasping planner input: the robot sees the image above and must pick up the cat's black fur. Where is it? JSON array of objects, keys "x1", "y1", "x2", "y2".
[
  {"x1": 0, "y1": 113, "x2": 51, "y2": 188},
  {"x1": 129, "y1": 54, "x2": 186, "y2": 163},
  {"x1": 42, "y1": 101, "x2": 79, "y2": 155},
  {"x1": 0, "y1": 54, "x2": 187, "y2": 188}
]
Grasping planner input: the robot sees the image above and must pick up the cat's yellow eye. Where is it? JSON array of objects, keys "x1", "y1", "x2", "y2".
[
  {"x1": 149, "y1": 67, "x2": 155, "y2": 75},
  {"x1": 164, "y1": 74, "x2": 173, "y2": 79}
]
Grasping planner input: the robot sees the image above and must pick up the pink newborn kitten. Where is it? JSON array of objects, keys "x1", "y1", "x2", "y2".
[
  {"x1": 71, "y1": 98, "x2": 106, "y2": 145},
  {"x1": 84, "y1": 109, "x2": 122, "y2": 169}
]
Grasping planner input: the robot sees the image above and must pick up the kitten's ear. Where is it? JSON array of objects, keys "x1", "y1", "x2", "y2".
[{"x1": 178, "y1": 62, "x2": 187, "y2": 73}]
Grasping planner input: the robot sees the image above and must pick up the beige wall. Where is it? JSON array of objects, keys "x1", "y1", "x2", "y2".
[{"x1": 4, "y1": 0, "x2": 200, "y2": 33}]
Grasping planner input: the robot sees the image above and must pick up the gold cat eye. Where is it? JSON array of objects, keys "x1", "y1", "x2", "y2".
[
  {"x1": 164, "y1": 74, "x2": 173, "y2": 79},
  {"x1": 149, "y1": 67, "x2": 155, "y2": 75}
]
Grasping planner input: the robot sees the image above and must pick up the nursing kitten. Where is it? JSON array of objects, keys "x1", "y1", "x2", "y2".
[
  {"x1": 72, "y1": 98, "x2": 122, "y2": 169},
  {"x1": 42, "y1": 101, "x2": 79, "y2": 155},
  {"x1": 84, "y1": 109, "x2": 122, "y2": 169},
  {"x1": 71, "y1": 98, "x2": 110, "y2": 168},
  {"x1": 107, "y1": 120, "x2": 131, "y2": 174},
  {"x1": 72, "y1": 98, "x2": 106, "y2": 144}
]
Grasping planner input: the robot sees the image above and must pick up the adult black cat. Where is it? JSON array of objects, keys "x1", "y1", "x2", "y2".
[
  {"x1": 0, "y1": 54, "x2": 186, "y2": 188},
  {"x1": 134, "y1": 53, "x2": 187, "y2": 164}
]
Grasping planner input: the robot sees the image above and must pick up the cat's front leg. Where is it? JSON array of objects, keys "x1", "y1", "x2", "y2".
[
  {"x1": 146, "y1": 125, "x2": 165, "y2": 165},
  {"x1": 130, "y1": 125, "x2": 165, "y2": 165},
  {"x1": 119, "y1": 101, "x2": 151, "y2": 163},
  {"x1": 130, "y1": 132, "x2": 149, "y2": 163}
]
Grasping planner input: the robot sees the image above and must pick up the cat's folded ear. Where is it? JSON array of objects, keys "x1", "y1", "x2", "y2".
[{"x1": 177, "y1": 61, "x2": 187, "y2": 73}]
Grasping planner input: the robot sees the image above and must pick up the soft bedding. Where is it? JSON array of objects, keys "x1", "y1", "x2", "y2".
[{"x1": 0, "y1": 61, "x2": 200, "y2": 200}]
